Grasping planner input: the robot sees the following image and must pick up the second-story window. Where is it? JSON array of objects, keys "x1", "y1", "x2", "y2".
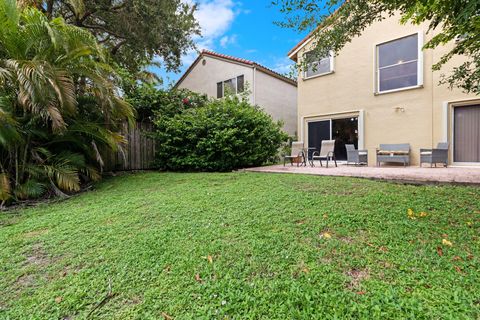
[
  {"x1": 217, "y1": 75, "x2": 245, "y2": 98},
  {"x1": 304, "y1": 50, "x2": 333, "y2": 79},
  {"x1": 376, "y1": 33, "x2": 422, "y2": 93}
]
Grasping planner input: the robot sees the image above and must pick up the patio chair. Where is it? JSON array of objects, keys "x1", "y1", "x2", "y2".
[
  {"x1": 283, "y1": 141, "x2": 306, "y2": 167},
  {"x1": 310, "y1": 140, "x2": 337, "y2": 167},
  {"x1": 346, "y1": 144, "x2": 368, "y2": 165},
  {"x1": 420, "y1": 142, "x2": 449, "y2": 167}
]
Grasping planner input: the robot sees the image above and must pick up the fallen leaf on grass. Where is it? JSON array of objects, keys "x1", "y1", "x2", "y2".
[
  {"x1": 454, "y1": 265, "x2": 463, "y2": 274},
  {"x1": 356, "y1": 291, "x2": 366, "y2": 295},
  {"x1": 442, "y1": 239, "x2": 453, "y2": 247},
  {"x1": 407, "y1": 208, "x2": 414, "y2": 218},
  {"x1": 452, "y1": 256, "x2": 462, "y2": 261},
  {"x1": 207, "y1": 255, "x2": 213, "y2": 264},
  {"x1": 162, "y1": 312, "x2": 173, "y2": 320},
  {"x1": 436, "y1": 247, "x2": 443, "y2": 256},
  {"x1": 321, "y1": 232, "x2": 332, "y2": 239},
  {"x1": 194, "y1": 274, "x2": 203, "y2": 283},
  {"x1": 467, "y1": 221, "x2": 473, "y2": 227},
  {"x1": 378, "y1": 246, "x2": 388, "y2": 253},
  {"x1": 407, "y1": 208, "x2": 429, "y2": 219},
  {"x1": 55, "y1": 296, "x2": 62, "y2": 303}
]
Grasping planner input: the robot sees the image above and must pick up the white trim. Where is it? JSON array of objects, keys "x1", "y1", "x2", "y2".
[
  {"x1": 358, "y1": 110, "x2": 365, "y2": 150},
  {"x1": 374, "y1": 84, "x2": 423, "y2": 95},
  {"x1": 374, "y1": 31, "x2": 423, "y2": 94},
  {"x1": 288, "y1": 37, "x2": 313, "y2": 59},
  {"x1": 303, "y1": 71, "x2": 335, "y2": 81},
  {"x1": 417, "y1": 31, "x2": 424, "y2": 87},
  {"x1": 329, "y1": 119, "x2": 333, "y2": 140},
  {"x1": 302, "y1": 109, "x2": 364, "y2": 119},
  {"x1": 441, "y1": 101, "x2": 448, "y2": 142},
  {"x1": 303, "y1": 50, "x2": 334, "y2": 80}
]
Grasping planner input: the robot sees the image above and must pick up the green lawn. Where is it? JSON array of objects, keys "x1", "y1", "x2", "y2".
[{"x1": 1, "y1": 172, "x2": 479, "y2": 319}]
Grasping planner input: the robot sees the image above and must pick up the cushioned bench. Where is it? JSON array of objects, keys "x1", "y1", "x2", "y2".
[{"x1": 376, "y1": 143, "x2": 410, "y2": 166}]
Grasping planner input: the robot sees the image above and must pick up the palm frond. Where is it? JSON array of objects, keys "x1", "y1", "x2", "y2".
[
  {"x1": 0, "y1": 107, "x2": 20, "y2": 146},
  {"x1": 44, "y1": 162, "x2": 80, "y2": 192},
  {"x1": 14, "y1": 179, "x2": 46, "y2": 199},
  {"x1": 80, "y1": 165, "x2": 101, "y2": 182}
]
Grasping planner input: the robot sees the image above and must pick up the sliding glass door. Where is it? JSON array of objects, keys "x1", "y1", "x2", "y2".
[
  {"x1": 307, "y1": 120, "x2": 330, "y2": 160},
  {"x1": 332, "y1": 118, "x2": 359, "y2": 160},
  {"x1": 307, "y1": 117, "x2": 358, "y2": 161}
]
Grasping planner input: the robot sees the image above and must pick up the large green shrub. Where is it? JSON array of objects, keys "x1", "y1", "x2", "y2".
[
  {"x1": 152, "y1": 96, "x2": 288, "y2": 171},
  {"x1": 124, "y1": 84, "x2": 208, "y2": 121}
]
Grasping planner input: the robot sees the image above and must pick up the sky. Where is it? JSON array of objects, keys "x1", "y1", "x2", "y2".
[{"x1": 153, "y1": 0, "x2": 308, "y2": 88}]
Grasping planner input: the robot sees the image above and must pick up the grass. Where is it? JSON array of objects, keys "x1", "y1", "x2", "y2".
[{"x1": 0, "y1": 172, "x2": 479, "y2": 319}]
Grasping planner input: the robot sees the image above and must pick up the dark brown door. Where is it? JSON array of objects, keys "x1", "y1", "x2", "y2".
[{"x1": 454, "y1": 105, "x2": 480, "y2": 163}]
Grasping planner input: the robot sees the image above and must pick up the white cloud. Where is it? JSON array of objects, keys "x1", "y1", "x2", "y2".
[
  {"x1": 219, "y1": 34, "x2": 238, "y2": 48},
  {"x1": 179, "y1": 0, "x2": 240, "y2": 66},
  {"x1": 271, "y1": 57, "x2": 297, "y2": 76},
  {"x1": 195, "y1": 0, "x2": 236, "y2": 40}
]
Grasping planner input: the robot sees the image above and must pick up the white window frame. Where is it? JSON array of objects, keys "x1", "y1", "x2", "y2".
[
  {"x1": 303, "y1": 50, "x2": 335, "y2": 80},
  {"x1": 218, "y1": 75, "x2": 244, "y2": 98},
  {"x1": 374, "y1": 31, "x2": 424, "y2": 95},
  {"x1": 222, "y1": 77, "x2": 237, "y2": 96}
]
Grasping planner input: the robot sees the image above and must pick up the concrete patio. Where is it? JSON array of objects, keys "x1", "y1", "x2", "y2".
[{"x1": 246, "y1": 164, "x2": 480, "y2": 185}]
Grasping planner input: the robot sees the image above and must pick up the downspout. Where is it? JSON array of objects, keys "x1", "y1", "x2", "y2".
[{"x1": 252, "y1": 65, "x2": 256, "y2": 105}]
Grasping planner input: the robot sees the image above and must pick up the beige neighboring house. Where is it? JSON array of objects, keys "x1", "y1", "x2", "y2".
[
  {"x1": 289, "y1": 14, "x2": 480, "y2": 166},
  {"x1": 174, "y1": 50, "x2": 298, "y2": 136}
]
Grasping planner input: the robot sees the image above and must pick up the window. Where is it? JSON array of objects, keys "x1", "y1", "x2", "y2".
[
  {"x1": 304, "y1": 51, "x2": 333, "y2": 78},
  {"x1": 376, "y1": 33, "x2": 422, "y2": 93},
  {"x1": 216, "y1": 75, "x2": 245, "y2": 98}
]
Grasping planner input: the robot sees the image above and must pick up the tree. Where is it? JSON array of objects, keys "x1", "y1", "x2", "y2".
[
  {"x1": 20, "y1": 0, "x2": 200, "y2": 72},
  {"x1": 274, "y1": 0, "x2": 480, "y2": 94},
  {"x1": 0, "y1": 0, "x2": 134, "y2": 204}
]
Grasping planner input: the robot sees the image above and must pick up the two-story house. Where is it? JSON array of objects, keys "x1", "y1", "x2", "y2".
[
  {"x1": 289, "y1": 14, "x2": 479, "y2": 166},
  {"x1": 175, "y1": 50, "x2": 298, "y2": 136}
]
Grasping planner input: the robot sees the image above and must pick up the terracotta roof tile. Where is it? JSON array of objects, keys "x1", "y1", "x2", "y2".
[{"x1": 174, "y1": 50, "x2": 297, "y2": 88}]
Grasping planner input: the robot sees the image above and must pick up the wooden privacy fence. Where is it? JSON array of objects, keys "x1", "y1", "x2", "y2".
[{"x1": 104, "y1": 121, "x2": 156, "y2": 171}]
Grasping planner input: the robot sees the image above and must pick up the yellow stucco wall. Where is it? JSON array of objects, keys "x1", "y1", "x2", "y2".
[{"x1": 295, "y1": 14, "x2": 478, "y2": 165}]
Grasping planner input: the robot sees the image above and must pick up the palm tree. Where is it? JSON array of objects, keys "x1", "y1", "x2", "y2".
[{"x1": 0, "y1": 0, "x2": 134, "y2": 205}]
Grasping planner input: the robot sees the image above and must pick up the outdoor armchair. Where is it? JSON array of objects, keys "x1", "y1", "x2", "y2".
[
  {"x1": 311, "y1": 140, "x2": 337, "y2": 167},
  {"x1": 283, "y1": 141, "x2": 306, "y2": 167},
  {"x1": 346, "y1": 144, "x2": 368, "y2": 165},
  {"x1": 420, "y1": 142, "x2": 449, "y2": 167}
]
